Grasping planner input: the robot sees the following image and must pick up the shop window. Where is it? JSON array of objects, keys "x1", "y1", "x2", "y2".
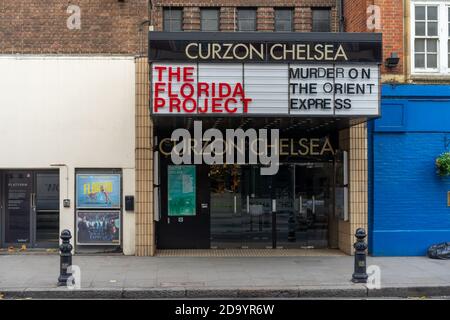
[
  {"x1": 312, "y1": 8, "x2": 331, "y2": 32},
  {"x1": 275, "y1": 8, "x2": 293, "y2": 32},
  {"x1": 237, "y1": 8, "x2": 256, "y2": 31},
  {"x1": 163, "y1": 7, "x2": 183, "y2": 32},
  {"x1": 201, "y1": 8, "x2": 219, "y2": 31},
  {"x1": 411, "y1": 2, "x2": 450, "y2": 74}
]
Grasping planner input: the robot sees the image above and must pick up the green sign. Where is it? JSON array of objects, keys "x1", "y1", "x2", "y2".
[{"x1": 168, "y1": 165, "x2": 196, "y2": 216}]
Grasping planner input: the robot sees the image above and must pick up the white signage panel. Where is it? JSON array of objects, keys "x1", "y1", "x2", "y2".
[
  {"x1": 244, "y1": 64, "x2": 288, "y2": 115},
  {"x1": 151, "y1": 63, "x2": 380, "y2": 116}
]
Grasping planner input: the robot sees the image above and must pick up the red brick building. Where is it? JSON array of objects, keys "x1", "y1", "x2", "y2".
[{"x1": 0, "y1": 1, "x2": 382, "y2": 256}]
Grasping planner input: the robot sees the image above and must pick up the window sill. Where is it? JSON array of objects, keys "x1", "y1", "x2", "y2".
[{"x1": 410, "y1": 74, "x2": 450, "y2": 82}]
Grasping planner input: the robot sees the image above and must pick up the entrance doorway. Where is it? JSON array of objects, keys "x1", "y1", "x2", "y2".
[
  {"x1": 0, "y1": 170, "x2": 60, "y2": 248},
  {"x1": 210, "y1": 163, "x2": 337, "y2": 249}
]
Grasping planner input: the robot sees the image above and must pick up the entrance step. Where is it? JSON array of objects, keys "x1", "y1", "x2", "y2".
[{"x1": 156, "y1": 248, "x2": 346, "y2": 257}]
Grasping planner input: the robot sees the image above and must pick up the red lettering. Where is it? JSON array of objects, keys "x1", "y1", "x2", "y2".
[
  {"x1": 183, "y1": 67, "x2": 195, "y2": 82},
  {"x1": 168, "y1": 67, "x2": 181, "y2": 82},
  {"x1": 198, "y1": 99, "x2": 208, "y2": 113},
  {"x1": 224, "y1": 98, "x2": 237, "y2": 113},
  {"x1": 240, "y1": 97, "x2": 252, "y2": 113},
  {"x1": 211, "y1": 98, "x2": 222, "y2": 113},
  {"x1": 198, "y1": 82, "x2": 209, "y2": 97},
  {"x1": 169, "y1": 98, "x2": 181, "y2": 113},
  {"x1": 180, "y1": 83, "x2": 194, "y2": 98},
  {"x1": 219, "y1": 83, "x2": 231, "y2": 98},
  {"x1": 233, "y1": 83, "x2": 245, "y2": 98},
  {"x1": 154, "y1": 66, "x2": 166, "y2": 81},
  {"x1": 183, "y1": 98, "x2": 197, "y2": 113},
  {"x1": 154, "y1": 82, "x2": 165, "y2": 98},
  {"x1": 168, "y1": 83, "x2": 177, "y2": 98},
  {"x1": 154, "y1": 98, "x2": 165, "y2": 112}
]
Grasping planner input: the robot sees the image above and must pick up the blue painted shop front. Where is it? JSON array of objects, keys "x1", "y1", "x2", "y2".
[{"x1": 369, "y1": 85, "x2": 450, "y2": 256}]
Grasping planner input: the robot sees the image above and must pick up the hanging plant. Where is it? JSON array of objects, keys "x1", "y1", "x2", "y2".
[{"x1": 436, "y1": 152, "x2": 450, "y2": 177}]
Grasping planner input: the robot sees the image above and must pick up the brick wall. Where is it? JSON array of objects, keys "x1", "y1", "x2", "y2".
[
  {"x1": 0, "y1": 0, "x2": 148, "y2": 54},
  {"x1": 0, "y1": 1, "x2": 340, "y2": 54},
  {"x1": 153, "y1": 1, "x2": 339, "y2": 32},
  {"x1": 344, "y1": 0, "x2": 404, "y2": 77}
]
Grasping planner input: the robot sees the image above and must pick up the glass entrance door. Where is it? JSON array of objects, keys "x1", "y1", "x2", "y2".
[
  {"x1": 35, "y1": 172, "x2": 60, "y2": 247},
  {"x1": 209, "y1": 163, "x2": 335, "y2": 249},
  {"x1": 277, "y1": 162, "x2": 334, "y2": 249},
  {"x1": 1, "y1": 170, "x2": 59, "y2": 248},
  {"x1": 210, "y1": 164, "x2": 243, "y2": 248},
  {"x1": 241, "y1": 166, "x2": 273, "y2": 248},
  {"x1": 4, "y1": 171, "x2": 33, "y2": 244}
]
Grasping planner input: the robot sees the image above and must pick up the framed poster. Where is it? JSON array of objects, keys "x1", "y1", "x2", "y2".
[
  {"x1": 168, "y1": 165, "x2": 196, "y2": 216},
  {"x1": 76, "y1": 174, "x2": 121, "y2": 209},
  {"x1": 76, "y1": 210, "x2": 121, "y2": 245}
]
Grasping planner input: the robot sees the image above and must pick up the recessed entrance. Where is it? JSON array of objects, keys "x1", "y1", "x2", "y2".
[
  {"x1": 210, "y1": 163, "x2": 338, "y2": 249},
  {"x1": 0, "y1": 170, "x2": 60, "y2": 248}
]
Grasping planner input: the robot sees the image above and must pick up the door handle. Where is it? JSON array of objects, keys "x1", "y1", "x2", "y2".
[
  {"x1": 299, "y1": 196, "x2": 302, "y2": 214},
  {"x1": 31, "y1": 193, "x2": 36, "y2": 209},
  {"x1": 246, "y1": 195, "x2": 250, "y2": 214},
  {"x1": 312, "y1": 195, "x2": 315, "y2": 214},
  {"x1": 233, "y1": 195, "x2": 237, "y2": 214}
]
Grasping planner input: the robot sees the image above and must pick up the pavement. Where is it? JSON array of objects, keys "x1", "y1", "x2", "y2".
[{"x1": 1, "y1": 254, "x2": 450, "y2": 299}]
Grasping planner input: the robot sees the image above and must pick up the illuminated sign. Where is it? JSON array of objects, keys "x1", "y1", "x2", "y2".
[{"x1": 149, "y1": 32, "x2": 382, "y2": 117}]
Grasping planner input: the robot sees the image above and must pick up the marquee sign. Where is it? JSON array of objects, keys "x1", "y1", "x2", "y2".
[{"x1": 149, "y1": 32, "x2": 382, "y2": 117}]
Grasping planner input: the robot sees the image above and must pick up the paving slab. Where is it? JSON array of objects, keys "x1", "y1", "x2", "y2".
[{"x1": 0, "y1": 254, "x2": 449, "y2": 298}]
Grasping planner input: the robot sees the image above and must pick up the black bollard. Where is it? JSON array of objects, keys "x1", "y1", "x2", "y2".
[
  {"x1": 352, "y1": 228, "x2": 368, "y2": 283},
  {"x1": 57, "y1": 229, "x2": 73, "y2": 286}
]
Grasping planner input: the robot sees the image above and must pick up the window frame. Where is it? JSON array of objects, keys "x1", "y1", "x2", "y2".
[
  {"x1": 163, "y1": 7, "x2": 183, "y2": 32},
  {"x1": 200, "y1": 7, "x2": 220, "y2": 31},
  {"x1": 237, "y1": 8, "x2": 257, "y2": 32},
  {"x1": 447, "y1": 5, "x2": 450, "y2": 73},
  {"x1": 411, "y1": 1, "x2": 449, "y2": 75},
  {"x1": 274, "y1": 8, "x2": 294, "y2": 32},
  {"x1": 311, "y1": 7, "x2": 331, "y2": 32}
]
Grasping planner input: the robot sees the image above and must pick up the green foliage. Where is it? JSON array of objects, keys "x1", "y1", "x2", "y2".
[{"x1": 436, "y1": 152, "x2": 450, "y2": 176}]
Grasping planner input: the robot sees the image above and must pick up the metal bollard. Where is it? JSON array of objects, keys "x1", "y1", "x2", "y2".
[
  {"x1": 57, "y1": 229, "x2": 73, "y2": 286},
  {"x1": 352, "y1": 228, "x2": 368, "y2": 283}
]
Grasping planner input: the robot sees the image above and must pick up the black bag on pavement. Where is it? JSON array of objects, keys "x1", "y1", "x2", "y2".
[{"x1": 427, "y1": 242, "x2": 450, "y2": 259}]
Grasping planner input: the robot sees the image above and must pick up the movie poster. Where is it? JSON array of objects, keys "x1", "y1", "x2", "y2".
[
  {"x1": 76, "y1": 174, "x2": 121, "y2": 208},
  {"x1": 76, "y1": 211, "x2": 121, "y2": 245},
  {"x1": 168, "y1": 165, "x2": 196, "y2": 216}
]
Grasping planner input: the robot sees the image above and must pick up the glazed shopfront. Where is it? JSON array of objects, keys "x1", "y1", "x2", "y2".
[{"x1": 149, "y1": 32, "x2": 381, "y2": 250}]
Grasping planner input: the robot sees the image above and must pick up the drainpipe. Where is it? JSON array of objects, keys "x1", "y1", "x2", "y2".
[{"x1": 339, "y1": 0, "x2": 345, "y2": 32}]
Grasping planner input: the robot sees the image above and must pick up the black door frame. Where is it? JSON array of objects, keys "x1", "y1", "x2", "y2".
[{"x1": 0, "y1": 169, "x2": 59, "y2": 248}]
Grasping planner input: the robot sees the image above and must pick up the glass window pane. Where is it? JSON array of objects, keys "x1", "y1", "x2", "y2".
[
  {"x1": 428, "y1": 22, "x2": 438, "y2": 36},
  {"x1": 427, "y1": 54, "x2": 437, "y2": 68},
  {"x1": 415, "y1": 54, "x2": 425, "y2": 68},
  {"x1": 202, "y1": 8, "x2": 218, "y2": 20},
  {"x1": 275, "y1": 9, "x2": 293, "y2": 31},
  {"x1": 201, "y1": 8, "x2": 219, "y2": 31},
  {"x1": 427, "y1": 6, "x2": 438, "y2": 20},
  {"x1": 239, "y1": 20, "x2": 255, "y2": 31},
  {"x1": 427, "y1": 39, "x2": 438, "y2": 52},
  {"x1": 415, "y1": 6, "x2": 425, "y2": 20},
  {"x1": 275, "y1": 9, "x2": 292, "y2": 20},
  {"x1": 415, "y1": 22, "x2": 425, "y2": 36},
  {"x1": 312, "y1": 9, "x2": 331, "y2": 32},
  {"x1": 415, "y1": 39, "x2": 425, "y2": 52},
  {"x1": 237, "y1": 9, "x2": 256, "y2": 31},
  {"x1": 202, "y1": 20, "x2": 218, "y2": 31},
  {"x1": 275, "y1": 20, "x2": 292, "y2": 31},
  {"x1": 163, "y1": 8, "x2": 183, "y2": 31},
  {"x1": 238, "y1": 9, "x2": 256, "y2": 20}
]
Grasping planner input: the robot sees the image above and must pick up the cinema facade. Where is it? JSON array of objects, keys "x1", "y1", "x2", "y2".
[{"x1": 147, "y1": 32, "x2": 382, "y2": 254}]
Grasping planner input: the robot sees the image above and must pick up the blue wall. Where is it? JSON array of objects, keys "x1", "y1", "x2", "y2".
[{"x1": 370, "y1": 85, "x2": 450, "y2": 256}]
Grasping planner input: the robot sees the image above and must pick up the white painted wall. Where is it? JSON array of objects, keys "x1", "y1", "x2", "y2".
[{"x1": 0, "y1": 56, "x2": 136, "y2": 255}]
